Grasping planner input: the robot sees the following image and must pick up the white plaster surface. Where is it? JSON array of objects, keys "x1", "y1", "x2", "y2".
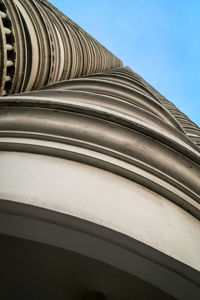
[{"x1": 0, "y1": 151, "x2": 200, "y2": 271}]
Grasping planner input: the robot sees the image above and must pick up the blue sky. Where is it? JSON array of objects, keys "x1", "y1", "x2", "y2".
[{"x1": 50, "y1": 0, "x2": 200, "y2": 126}]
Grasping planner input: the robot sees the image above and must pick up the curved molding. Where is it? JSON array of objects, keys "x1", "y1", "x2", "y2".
[
  {"x1": 43, "y1": 77, "x2": 182, "y2": 129},
  {"x1": 133, "y1": 68, "x2": 200, "y2": 148},
  {"x1": 0, "y1": 64, "x2": 199, "y2": 223},
  {"x1": 0, "y1": 100, "x2": 199, "y2": 218}
]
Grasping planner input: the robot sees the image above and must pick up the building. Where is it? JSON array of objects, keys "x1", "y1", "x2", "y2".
[{"x1": 0, "y1": 0, "x2": 200, "y2": 299}]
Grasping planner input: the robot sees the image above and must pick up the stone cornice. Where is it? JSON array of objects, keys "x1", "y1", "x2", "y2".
[{"x1": 0, "y1": 87, "x2": 199, "y2": 219}]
